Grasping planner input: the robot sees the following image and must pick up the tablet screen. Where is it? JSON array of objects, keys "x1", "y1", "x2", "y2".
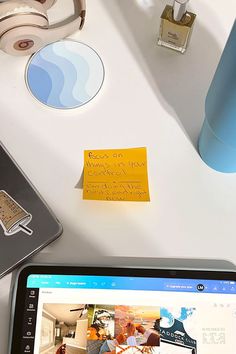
[{"x1": 10, "y1": 267, "x2": 236, "y2": 354}]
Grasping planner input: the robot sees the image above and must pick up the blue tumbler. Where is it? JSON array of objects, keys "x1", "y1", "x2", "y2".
[{"x1": 198, "y1": 20, "x2": 236, "y2": 173}]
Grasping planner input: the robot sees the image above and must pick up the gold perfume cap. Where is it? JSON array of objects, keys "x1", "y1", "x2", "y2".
[{"x1": 173, "y1": 0, "x2": 190, "y2": 21}]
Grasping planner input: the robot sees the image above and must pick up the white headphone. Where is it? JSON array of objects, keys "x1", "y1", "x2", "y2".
[{"x1": 0, "y1": 0, "x2": 86, "y2": 55}]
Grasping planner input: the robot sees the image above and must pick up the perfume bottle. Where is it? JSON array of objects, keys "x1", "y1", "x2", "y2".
[{"x1": 158, "y1": 0, "x2": 196, "y2": 53}]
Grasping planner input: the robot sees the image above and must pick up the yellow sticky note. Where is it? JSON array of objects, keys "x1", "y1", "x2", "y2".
[{"x1": 83, "y1": 147, "x2": 150, "y2": 201}]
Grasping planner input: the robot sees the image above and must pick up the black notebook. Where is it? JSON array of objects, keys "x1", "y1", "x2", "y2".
[{"x1": 0, "y1": 142, "x2": 62, "y2": 278}]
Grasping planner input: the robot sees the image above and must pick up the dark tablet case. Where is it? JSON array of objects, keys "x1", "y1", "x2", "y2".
[{"x1": 0, "y1": 143, "x2": 62, "y2": 278}]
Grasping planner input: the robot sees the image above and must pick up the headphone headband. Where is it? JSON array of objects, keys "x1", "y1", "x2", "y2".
[{"x1": 48, "y1": 0, "x2": 86, "y2": 31}]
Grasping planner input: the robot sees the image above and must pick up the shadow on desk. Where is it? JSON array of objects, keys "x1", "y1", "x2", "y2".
[
  {"x1": 99, "y1": 256, "x2": 236, "y2": 270},
  {"x1": 104, "y1": 0, "x2": 223, "y2": 148},
  {"x1": 13, "y1": 256, "x2": 236, "y2": 273}
]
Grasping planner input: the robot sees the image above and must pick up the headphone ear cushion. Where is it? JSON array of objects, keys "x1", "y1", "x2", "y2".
[
  {"x1": 0, "y1": 0, "x2": 47, "y2": 16},
  {"x1": 0, "y1": 1, "x2": 48, "y2": 39}
]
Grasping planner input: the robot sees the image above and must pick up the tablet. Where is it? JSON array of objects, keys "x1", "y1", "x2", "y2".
[{"x1": 9, "y1": 264, "x2": 236, "y2": 354}]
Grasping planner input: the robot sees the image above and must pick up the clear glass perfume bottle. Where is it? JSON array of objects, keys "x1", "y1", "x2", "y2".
[{"x1": 158, "y1": 0, "x2": 196, "y2": 53}]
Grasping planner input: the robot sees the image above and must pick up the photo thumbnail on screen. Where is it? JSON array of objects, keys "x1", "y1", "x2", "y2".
[{"x1": 39, "y1": 304, "x2": 161, "y2": 354}]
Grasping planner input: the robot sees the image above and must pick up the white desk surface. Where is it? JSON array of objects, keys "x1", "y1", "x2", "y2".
[{"x1": 1, "y1": 0, "x2": 236, "y2": 352}]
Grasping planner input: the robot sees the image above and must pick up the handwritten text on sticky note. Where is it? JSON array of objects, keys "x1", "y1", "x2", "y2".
[{"x1": 83, "y1": 147, "x2": 150, "y2": 201}]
